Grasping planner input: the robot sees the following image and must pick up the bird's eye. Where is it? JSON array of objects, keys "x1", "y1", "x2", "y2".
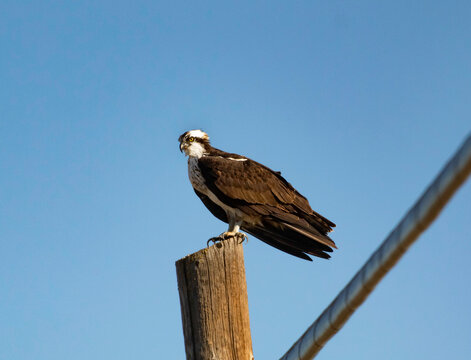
[{"x1": 188, "y1": 137, "x2": 195, "y2": 142}]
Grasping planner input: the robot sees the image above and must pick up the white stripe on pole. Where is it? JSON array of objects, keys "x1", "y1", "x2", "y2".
[{"x1": 280, "y1": 134, "x2": 471, "y2": 360}]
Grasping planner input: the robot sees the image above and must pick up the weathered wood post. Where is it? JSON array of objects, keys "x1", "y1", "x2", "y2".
[{"x1": 176, "y1": 237, "x2": 254, "y2": 360}]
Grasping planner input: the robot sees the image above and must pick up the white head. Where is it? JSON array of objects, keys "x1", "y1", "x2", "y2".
[{"x1": 178, "y1": 129, "x2": 210, "y2": 158}]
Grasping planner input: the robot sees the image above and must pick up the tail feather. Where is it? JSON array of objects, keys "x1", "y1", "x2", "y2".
[
  {"x1": 282, "y1": 222, "x2": 337, "y2": 250},
  {"x1": 267, "y1": 212, "x2": 337, "y2": 249},
  {"x1": 244, "y1": 226, "x2": 313, "y2": 261},
  {"x1": 307, "y1": 210, "x2": 336, "y2": 231},
  {"x1": 243, "y1": 219, "x2": 335, "y2": 261}
]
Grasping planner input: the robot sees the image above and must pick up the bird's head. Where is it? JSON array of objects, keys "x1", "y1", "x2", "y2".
[{"x1": 178, "y1": 129, "x2": 210, "y2": 158}]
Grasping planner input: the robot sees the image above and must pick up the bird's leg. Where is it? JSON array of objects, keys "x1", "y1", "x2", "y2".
[
  {"x1": 206, "y1": 232, "x2": 248, "y2": 247},
  {"x1": 206, "y1": 219, "x2": 248, "y2": 246},
  {"x1": 227, "y1": 219, "x2": 248, "y2": 243}
]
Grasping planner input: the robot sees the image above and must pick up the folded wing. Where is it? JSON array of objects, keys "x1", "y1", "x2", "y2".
[{"x1": 197, "y1": 155, "x2": 336, "y2": 260}]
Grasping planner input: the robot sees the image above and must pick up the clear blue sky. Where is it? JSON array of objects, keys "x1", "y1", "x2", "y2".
[{"x1": 1, "y1": 1, "x2": 470, "y2": 359}]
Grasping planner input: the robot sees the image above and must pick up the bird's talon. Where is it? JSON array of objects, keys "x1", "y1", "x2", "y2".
[
  {"x1": 236, "y1": 233, "x2": 248, "y2": 244},
  {"x1": 207, "y1": 236, "x2": 223, "y2": 247},
  {"x1": 207, "y1": 232, "x2": 248, "y2": 246}
]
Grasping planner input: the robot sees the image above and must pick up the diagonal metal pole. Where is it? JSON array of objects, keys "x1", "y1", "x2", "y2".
[{"x1": 280, "y1": 133, "x2": 471, "y2": 360}]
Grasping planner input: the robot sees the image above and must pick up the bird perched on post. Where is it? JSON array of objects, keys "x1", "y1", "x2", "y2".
[{"x1": 178, "y1": 129, "x2": 336, "y2": 261}]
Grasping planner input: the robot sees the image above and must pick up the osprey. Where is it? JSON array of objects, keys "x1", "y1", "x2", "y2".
[{"x1": 178, "y1": 129, "x2": 336, "y2": 261}]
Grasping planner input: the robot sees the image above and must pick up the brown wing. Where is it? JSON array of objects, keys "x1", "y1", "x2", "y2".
[
  {"x1": 197, "y1": 155, "x2": 336, "y2": 257},
  {"x1": 198, "y1": 156, "x2": 305, "y2": 206}
]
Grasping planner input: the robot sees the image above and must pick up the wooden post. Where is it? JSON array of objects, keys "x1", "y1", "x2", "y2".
[{"x1": 176, "y1": 237, "x2": 254, "y2": 360}]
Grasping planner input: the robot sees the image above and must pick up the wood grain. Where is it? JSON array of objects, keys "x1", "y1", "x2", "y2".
[{"x1": 176, "y1": 238, "x2": 254, "y2": 360}]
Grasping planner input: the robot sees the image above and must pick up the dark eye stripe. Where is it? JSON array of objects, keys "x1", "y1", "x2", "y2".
[{"x1": 185, "y1": 136, "x2": 207, "y2": 145}]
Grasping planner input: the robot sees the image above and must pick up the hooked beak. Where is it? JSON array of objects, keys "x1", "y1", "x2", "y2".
[{"x1": 179, "y1": 142, "x2": 185, "y2": 153}]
